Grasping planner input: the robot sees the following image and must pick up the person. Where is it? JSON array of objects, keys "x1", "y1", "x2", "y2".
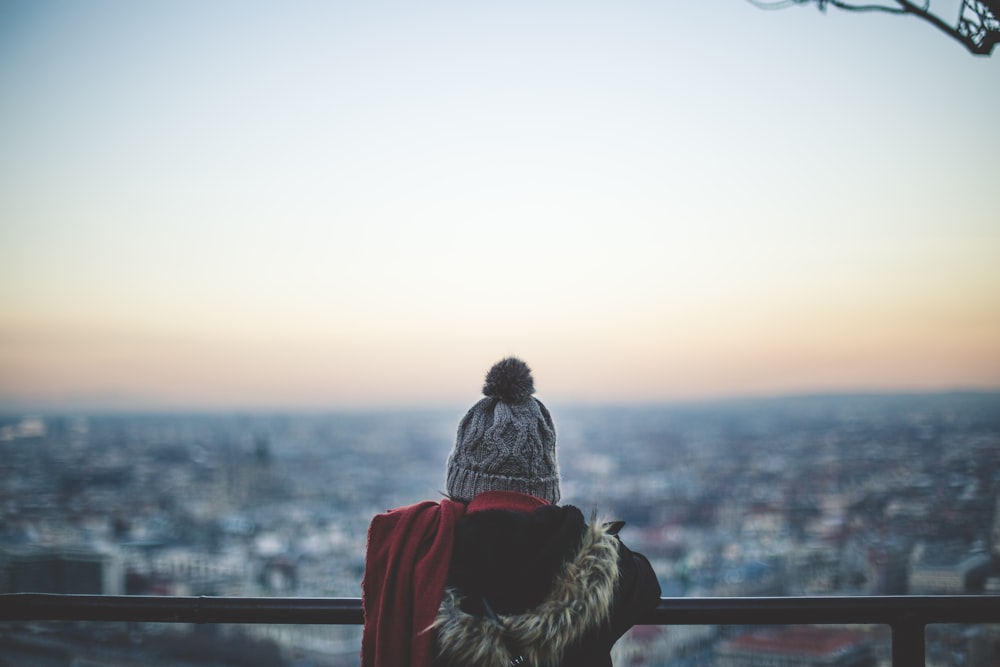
[{"x1": 361, "y1": 357, "x2": 660, "y2": 667}]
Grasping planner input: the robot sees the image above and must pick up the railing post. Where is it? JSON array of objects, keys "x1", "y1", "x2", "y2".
[{"x1": 892, "y1": 614, "x2": 925, "y2": 667}]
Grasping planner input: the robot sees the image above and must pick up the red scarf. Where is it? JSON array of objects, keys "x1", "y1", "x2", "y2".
[{"x1": 361, "y1": 492, "x2": 547, "y2": 667}]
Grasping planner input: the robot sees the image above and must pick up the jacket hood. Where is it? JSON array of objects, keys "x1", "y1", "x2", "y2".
[{"x1": 431, "y1": 517, "x2": 621, "y2": 667}]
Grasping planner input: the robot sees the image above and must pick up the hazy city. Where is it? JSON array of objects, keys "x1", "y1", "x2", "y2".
[{"x1": 1, "y1": 391, "x2": 998, "y2": 666}]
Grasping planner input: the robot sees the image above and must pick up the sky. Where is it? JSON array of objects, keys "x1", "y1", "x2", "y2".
[{"x1": 1, "y1": 0, "x2": 998, "y2": 411}]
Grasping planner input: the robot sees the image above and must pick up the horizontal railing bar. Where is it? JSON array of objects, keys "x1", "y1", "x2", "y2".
[
  {"x1": 647, "y1": 595, "x2": 1000, "y2": 626},
  {"x1": 2, "y1": 593, "x2": 998, "y2": 626},
  {"x1": 1, "y1": 594, "x2": 363, "y2": 625}
]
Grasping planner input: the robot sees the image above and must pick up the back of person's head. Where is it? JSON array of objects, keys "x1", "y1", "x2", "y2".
[{"x1": 445, "y1": 357, "x2": 560, "y2": 504}]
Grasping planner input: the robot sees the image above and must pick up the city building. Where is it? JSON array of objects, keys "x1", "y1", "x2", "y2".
[
  {"x1": 909, "y1": 542, "x2": 993, "y2": 594},
  {"x1": 0, "y1": 546, "x2": 123, "y2": 595}
]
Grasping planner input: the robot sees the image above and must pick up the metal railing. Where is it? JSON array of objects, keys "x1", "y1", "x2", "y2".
[{"x1": 2, "y1": 593, "x2": 999, "y2": 666}]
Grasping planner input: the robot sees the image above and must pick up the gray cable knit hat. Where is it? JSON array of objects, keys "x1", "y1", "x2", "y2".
[{"x1": 446, "y1": 357, "x2": 560, "y2": 504}]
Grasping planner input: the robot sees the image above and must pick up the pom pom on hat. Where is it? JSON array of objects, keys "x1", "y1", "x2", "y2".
[{"x1": 482, "y1": 357, "x2": 535, "y2": 404}]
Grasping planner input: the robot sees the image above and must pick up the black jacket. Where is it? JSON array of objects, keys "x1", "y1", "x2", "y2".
[{"x1": 432, "y1": 503, "x2": 660, "y2": 666}]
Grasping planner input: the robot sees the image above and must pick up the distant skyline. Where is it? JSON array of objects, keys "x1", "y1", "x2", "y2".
[{"x1": 2, "y1": 1, "x2": 998, "y2": 411}]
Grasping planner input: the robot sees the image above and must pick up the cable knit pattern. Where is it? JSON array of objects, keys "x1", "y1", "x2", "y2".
[{"x1": 446, "y1": 359, "x2": 560, "y2": 504}]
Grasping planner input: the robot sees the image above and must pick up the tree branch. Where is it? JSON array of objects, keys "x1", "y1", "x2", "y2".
[
  {"x1": 894, "y1": 0, "x2": 976, "y2": 50},
  {"x1": 747, "y1": 0, "x2": 997, "y2": 55}
]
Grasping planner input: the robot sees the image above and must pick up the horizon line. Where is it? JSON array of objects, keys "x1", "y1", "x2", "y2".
[{"x1": 2, "y1": 386, "x2": 999, "y2": 417}]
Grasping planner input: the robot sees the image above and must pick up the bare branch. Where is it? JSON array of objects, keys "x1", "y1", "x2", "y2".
[
  {"x1": 747, "y1": 0, "x2": 998, "y2": 55},
  {"x1": 746, "y1": 0, "x2": 805, "y2": 9},
  {"x1": 825, "y1": 1, "x2": 907, "y2": 13}
]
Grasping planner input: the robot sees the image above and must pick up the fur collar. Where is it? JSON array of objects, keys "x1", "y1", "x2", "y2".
[{"x1": 432, "y1": 518, "x2": 621, "y2": 666}]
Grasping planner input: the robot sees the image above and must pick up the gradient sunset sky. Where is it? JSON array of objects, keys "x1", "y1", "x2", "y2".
[{"x1": 1, "y1": 1, "x2": 998, "y2": 411}]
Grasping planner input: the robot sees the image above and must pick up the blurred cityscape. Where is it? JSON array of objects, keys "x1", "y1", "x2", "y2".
[{"x1": 1, "y1": 391, "x2": 998, "y2": 666}]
